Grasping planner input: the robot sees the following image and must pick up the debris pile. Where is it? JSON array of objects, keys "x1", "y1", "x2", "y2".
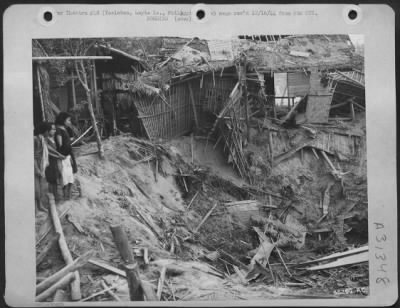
[{"x1": 34, "y1": 35, "x2": 367, "y2": 302}]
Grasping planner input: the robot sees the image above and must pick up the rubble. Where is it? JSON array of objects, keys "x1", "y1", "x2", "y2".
[{"x1": 34, "y1": 35, "x2": 367, "y2": 302}]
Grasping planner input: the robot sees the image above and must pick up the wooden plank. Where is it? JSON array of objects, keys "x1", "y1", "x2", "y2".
[
  {"x1": 306, "y1": 251, "x2": 369, "y2": 271},
  {"x1": 33, "y1": 56, "x2": 112, "y2": 60}
]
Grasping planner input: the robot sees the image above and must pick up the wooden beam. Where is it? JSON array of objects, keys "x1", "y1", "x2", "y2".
[
  {"x1": 33, "y1": 56, "x2": 112, "y2": 61},
  {"x1": 71, "y1": 74, "x2": 77, "y2": 108},
  {"x1": 48, "y1": 194, "x2": 81, "y2": 300}
]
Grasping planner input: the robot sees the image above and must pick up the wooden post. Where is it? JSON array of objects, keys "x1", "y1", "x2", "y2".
[
  {"x1": 350, "y1": 102, "x2": 356, "y2": 121},
  {"x1": 110, "y1": 224, "x2": 144, "y2": 301},
  {"x1": 47, "y1": 194, "x2": 81, "y2": 301},
  {"x1": 87, "y1": 98, "x2": 104, "y2": 158},
  {"x1": 71, "y1": 75, "x2": 77, "y2": 108},
  {"x1": 92, "y1": 60, "x2": 99, "y2": 113},
  {"x1": 187, "y1": 83, "x2": 199, "y2": 130},
  {"x1": 36, "y1": 66, "x2": 46, "y2": 121}
]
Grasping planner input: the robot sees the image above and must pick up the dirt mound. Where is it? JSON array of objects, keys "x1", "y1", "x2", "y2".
[{"x1": 36, "y1": 125, "x2": 368, "y2": 301}]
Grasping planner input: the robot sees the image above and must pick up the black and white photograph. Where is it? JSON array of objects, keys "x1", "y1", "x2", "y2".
[{"x1": 32, "y1": 34, "x2": 369, "y2": 302}]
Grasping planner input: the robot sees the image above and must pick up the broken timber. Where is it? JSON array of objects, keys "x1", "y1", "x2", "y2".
[
  {"x1": 48, "y1": 194, "x2": 81, "y2": 300},
  {"x1": 110, "y1": 224, "x2": 144, "y2": 301},
  {"x1": 193, "y1": 202, "x2": 218, "y2": 233}
]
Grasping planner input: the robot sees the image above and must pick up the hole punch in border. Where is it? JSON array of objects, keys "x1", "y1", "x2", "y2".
[
  {"x1": 192, "y1": 4, "x2": 210, "y2": 23},
  {"x1": 37, "y1": 6, "x2": 56, "y2": 26},
  {"x1": 343, "y1": 5, "x2": 362, "y2": 25}
]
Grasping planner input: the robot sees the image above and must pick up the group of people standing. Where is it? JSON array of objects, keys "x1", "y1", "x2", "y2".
[{"x1": 34, "y1": 112, "x2": 78, "y2": 213}]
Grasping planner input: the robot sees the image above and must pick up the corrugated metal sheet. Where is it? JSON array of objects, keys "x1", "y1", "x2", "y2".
[{"x1": 287, "y1": 72, "x2": 310, "y2": 97}]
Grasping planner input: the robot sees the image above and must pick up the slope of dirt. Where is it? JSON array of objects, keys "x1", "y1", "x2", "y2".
[{"x1": 35, "y1": 119, "x2": 368, "y2": 302}]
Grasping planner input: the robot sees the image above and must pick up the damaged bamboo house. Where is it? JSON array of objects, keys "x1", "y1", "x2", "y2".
[{"x1": 34, "y1": 35, "x2": 368, "y2": 302}]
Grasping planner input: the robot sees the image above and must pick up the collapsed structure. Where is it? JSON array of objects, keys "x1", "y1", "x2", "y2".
[{"x1": 34, "y1": 35, "x2": 368, "y2": 302}]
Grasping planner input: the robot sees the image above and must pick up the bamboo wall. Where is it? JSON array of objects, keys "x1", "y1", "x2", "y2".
[{"x1": 134, "y1": 81, "x2": 197, "y2": 140}]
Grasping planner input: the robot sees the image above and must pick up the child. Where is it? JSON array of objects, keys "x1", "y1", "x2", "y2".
[{"x1": 55, "y1": 112, "x2": 77, "y2": 200}]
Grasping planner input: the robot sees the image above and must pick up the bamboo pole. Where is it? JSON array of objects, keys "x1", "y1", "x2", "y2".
[
  {"x1": 47, "y1": 194, "x2": 81, "y2": 300},
  {"x1": 36, "y1": 250, "x2": 93, "y2": 295},
  {"x1": 193, "y1": 203, "x2": 218, "y2": 233},
  {"x1": 157, "y1": 266, "x2": 167, "y2": 300},
  {"x1": 110, "y1": 224, "x2": 144, "y2": 301},
  {"x1": 36, "y1": 272, "x2": 76, "y2": 302}
]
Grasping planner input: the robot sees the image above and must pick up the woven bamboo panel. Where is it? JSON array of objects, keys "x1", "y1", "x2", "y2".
[{"x1": 134, "y1": 82, "x2": 194, "y2": 140}]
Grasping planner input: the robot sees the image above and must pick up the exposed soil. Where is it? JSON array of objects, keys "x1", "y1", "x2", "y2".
[{"x1": 36, "y1": 113, "x2": 368, "y2": 302}]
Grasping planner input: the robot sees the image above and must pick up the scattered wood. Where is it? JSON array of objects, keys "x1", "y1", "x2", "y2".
[
  {"x1": 306, "y1": 251, "x2": 369, "y2": 271},
  {"x1": 192, "y1": 265, "x2": 224, "y2": 278},
  {"x1": 65, "y1": 214, "x2": 85, "y2": 234},
  {"x1": 178, "y1": 168, "x2": 189, "y2": 192},
  {"x1": 273, "y1": 140, "x2": 314, "y2": 165},
  {"x1": 233, "y1": 265, "x2": 248, "y2": 285},
  {"x1": 52, "y1": 289, "x2": 67, "y2": 302},
  {"x1": 157, "y1": 266, "x2": 167, "y2": 300},
  {"x1": 36, "y1": 233, "x2": 60, "y2": 267},
  {"x1": 311, "y1": 147, "x2": 320, "y2": 159},
  {"x1": 186, "y1": 191, "x2": 199, "y2": 210},
  {"x1": 322, "y1": 183, "x2": 333, "y2": 215},
  {"x1": 193, "y1": 203, "x2": 218, "y2": 233},
  {"x1": 47, "y1": 194, "x2": 81, "y2": 301},
  {"x1": 36, "y1": 250, "x2": 93, "y2": 295},
  {"x1": 350, "y1": 102, "x2": 356, "y2": 121},
  {"x1": 36, "y1": 272, "x2": 76, "y2": 302},
  {"x1": 36, "y1": 207, "x2": 70, "y2": 247},
  {"x1": 71, "y1": 124, "x2": 95, "y2": 146},
  {"x1": 297, "y1": 246, "x2": 368, "y2": 267},
  {"x1": 80, "y1": 281, "x2": 123, "y2": 302},
  {"x1": 289, "y1": 50, "x2": 310, "y2": 58},
  {"x1": 110, "y1": 224, "x2": 144, "y2": 301},
  {"x1": 101, "y1": 280, "x2": 121, "y2": 301},
  {"x1": 275, "y1": 246, "x2": 292, "y2": 277},
  {"x1": 143, "y1": 247, "x2": 149, "y2": 264},
  {"x1": 280, "y1": 96, "x2": 305, "y2": 124}
]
